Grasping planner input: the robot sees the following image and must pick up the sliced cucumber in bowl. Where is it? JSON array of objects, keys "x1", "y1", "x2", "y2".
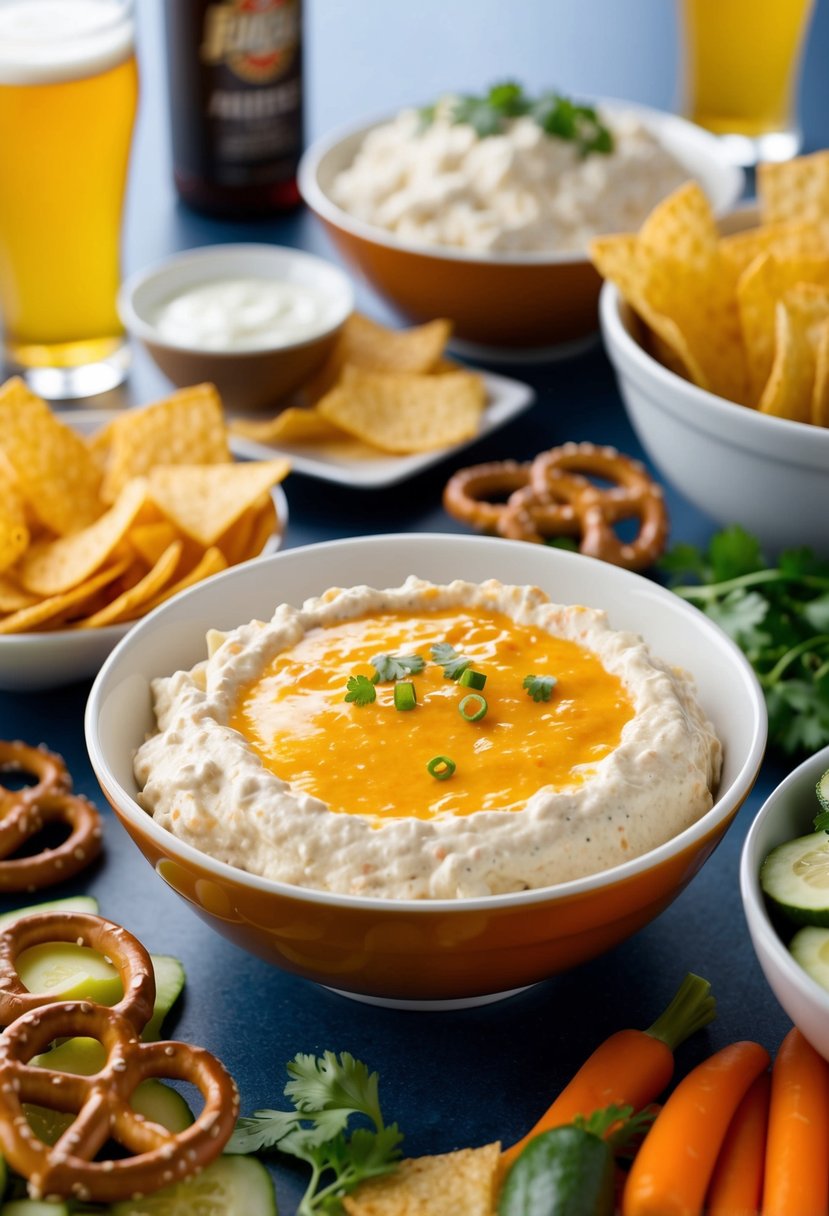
[
  {"x1": 790, "y1": 925, "x2": 829, "y2": 992},
  {"x1": 760, "y1": 830, "x2": 829, "y2": 926},
  {"x1": 110, "y1": 1156, "x2": 277, "y2": 1216}
]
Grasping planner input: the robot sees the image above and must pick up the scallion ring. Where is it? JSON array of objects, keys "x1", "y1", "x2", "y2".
[
  {"x1": 394, "y1": 681, "x2": 417, "y2": 711},
  {"x1": 458, "y1": 693, "x2": 488, "y2": 722},
  {"x1": 459, "y1": 668, "x2": 487, "y2": 690},
  {"x1": 427, "y1": 755, "x2": 456, "y2": 780}
]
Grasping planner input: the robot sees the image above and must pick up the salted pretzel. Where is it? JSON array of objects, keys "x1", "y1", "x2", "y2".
[
  {"x1": 0, "y1": 741, "x2": 102, "y2": 893},
  {"x1": 442, "y1": 460, "x2": 533, "y2": 533},
  {"x1": 0, "y1": 912, "x2": 239, "y2": 1203},
  {"x1": 495, "y1": 475, "x2": 589, "y2": 544}
]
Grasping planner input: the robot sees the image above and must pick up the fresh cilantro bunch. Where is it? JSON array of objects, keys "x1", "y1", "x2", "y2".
[
  {"x1": 227, "y1": 1051, "x2": 403, "y2": 1215},
  {"x1": 662, "y1": 525, "x2": 829, "y2": 754},
  {"x1": 419, "y1": 81, "x2": 614, "y2": 156}
]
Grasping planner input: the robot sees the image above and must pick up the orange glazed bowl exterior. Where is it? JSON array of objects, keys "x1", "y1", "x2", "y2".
[
  {"x1": 298, "y1": 103, "x2": 743, "y2": 354},
  {"x1": 85, "y1": 535, "x2": 766, "y2": 1006}
]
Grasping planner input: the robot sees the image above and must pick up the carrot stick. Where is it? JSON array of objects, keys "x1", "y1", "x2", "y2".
[
  {"x1": 762, "y1": 1027, "x2": 829, "y2": 1216},
  {"x1": 621, "y1": 1040, "x2": 770, "y2": 1216},
  {"x1": 501, "y1": 973, "x2": 714, "y2": 1169},
  {"x1": 707, "y1": 1071, "x2": 771, "y2": 1216}
]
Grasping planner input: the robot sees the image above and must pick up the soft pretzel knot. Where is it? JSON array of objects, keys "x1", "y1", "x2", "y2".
[
  {"x1": 0, "y1": 1001, "x2": 239, "y2": 1203},
  {"x1": 0, "y1": 740, "x2": 101, "y2": 893},
  {"x1": 0, "y1": 913, "x2": 239, "y2": 1203}
]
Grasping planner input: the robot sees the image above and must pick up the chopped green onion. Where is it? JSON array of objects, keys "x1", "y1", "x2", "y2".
[
  {"x1": 427, "y1": 755, "x2": 456, "y2": 780},
  {"x1": 394, "y1": 681, "x2": 417, "y2": 711},
  {"x1": 459, "y1": 668, "x2": 487, "y2": 690},
  {"x1": 458, "y1": 693, "x2": 488, "y2": 722}
]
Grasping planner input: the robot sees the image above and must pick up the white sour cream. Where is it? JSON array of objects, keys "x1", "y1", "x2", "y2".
[{"x1": 152, "y1": 277, "x2": 335, "y2": 352}]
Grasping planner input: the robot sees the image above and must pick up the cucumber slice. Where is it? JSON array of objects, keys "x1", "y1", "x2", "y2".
[
  {"x1": 760, "y1": 831, "x2": 829, "y2": 925},
  {"x1": 111, "y1": 1156, "x2": 277, "y2": 1216},
  {"x1": 25, "y1": 1038, "x2": 192, "y2": 1146},
  {"x1": 0, "y1": 895, "x2": 98, "y2": 931},
  {"x1": 17, "y1": 942, "x2": 121, "y2": 1007},
  {"x1": 1, "y1": 1202, "x2": 69, "y2": 1216},
  {"x1": 818, "y1": 768, "x2": 829, "y2": 813},
  {"x1": 143, "y1": 955, "x2": 186, "y2": 1041},
  {"x1": 790, "y1": 925, "x2": 829, "y2": 992}
]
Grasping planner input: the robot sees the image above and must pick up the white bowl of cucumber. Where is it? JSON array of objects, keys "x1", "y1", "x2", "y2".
[{"x1": 741, "y1": 744, "x2": 829, "y2": 1061}]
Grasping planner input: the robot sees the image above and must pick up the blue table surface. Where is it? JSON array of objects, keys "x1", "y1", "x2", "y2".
[{"x1": 0, "y1": 4, "x2": 819, "y2": 1212}]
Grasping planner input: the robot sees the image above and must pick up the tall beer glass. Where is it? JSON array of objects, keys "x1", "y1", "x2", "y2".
[
  {"x1": 0, "y1": 0, "x2": 137, "y2": 398},
  {"x1": 681, "y1": 0, "x2": 814, "y2": 167}
]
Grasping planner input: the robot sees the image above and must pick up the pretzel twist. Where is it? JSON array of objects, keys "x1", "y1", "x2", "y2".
[
  {"x1": 0, "y1": 912, "x2": 239, "y2": 1203},
  {"x1": 0, "y1": 742, "x2": 70, "y2": 812},
  {"x1": 442, "y1": 461, "x2": 532, "y2": 533}
]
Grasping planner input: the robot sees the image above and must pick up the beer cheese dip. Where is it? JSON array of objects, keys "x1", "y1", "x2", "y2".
[
  {"x1": 330, "y1": 101, "x2": 690, "y2": 255},
  {"x1": 134, "y1": 578, "x2": 722, "y2": 900}
]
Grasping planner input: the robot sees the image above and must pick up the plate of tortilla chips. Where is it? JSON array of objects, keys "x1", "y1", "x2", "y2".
[
  {"x1": 0, "y1": 379, "x2": 289, "y2": 690},
  {"x1": 228, "y1": 313, "x2": 535, "y2": 486}
]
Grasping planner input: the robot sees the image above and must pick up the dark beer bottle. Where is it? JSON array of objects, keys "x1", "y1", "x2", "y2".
[{"x1": 164, "y1": 0, "x2": 302, "y2": 217}]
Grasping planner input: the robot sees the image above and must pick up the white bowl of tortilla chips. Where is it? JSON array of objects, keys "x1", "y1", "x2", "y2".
[
  {"x1": 0, "y1": 380, "x2": 289, "y2": 691},
  {"x1": 595, "y1": 156, "x2": 829, "y2": 554}
]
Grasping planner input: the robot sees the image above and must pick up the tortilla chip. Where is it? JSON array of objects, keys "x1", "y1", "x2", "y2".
[
  {"x1": 141, "y1": 546, "x2": 228, "y2": 616},
  {"x1": 813, "y1": 319, "x2": 829, "y2": 427},
  {"x1": 738, "y1": 254, "x2": 829, "y2": 403},
  {"x1": 720, "y1": 221, "x2": 829, "y2": 284},
  {"x1": 17, "y1": 479, "x2": 147, "y2": 597},
  {"x1": 243, "y1": 496, "x2": 280, "y2": 560},
  {"x1": 0, "y1": 575, "x2": 37, "y2": 614},
  {"x1": 759, "y1": 151, "x2": 829, "y2": 226},
  {"x1": 318, "y1": 368, "x2": 485, "y2": 453},
  {"x1": 343, "y1": 1143, "x2": 501, "y2": 1216},
  {"x1": 147, "y1": 460, "x2": 290, "y2": 547},
  {"x1": 0, "y1": 378, "x2": 103, "y2": 534},
  {"x1": 101, "y1": 384, "x2": 230, "y2": 503},
  {"x1": 306, "y1": 314, "x2": 452, "y2": 402},
  {"x1": 74, "y1": 540, "x2": 184, "y2": 628},
  {"x1": 0, "y1": 465, "x2": 29, "y2": 574},
  {"x1": 759, "y1": 299, "x2": 816, "y2": 424},
  {"x1": 128, "y1": 521, "x2": 180, "y2": 568},
  {"x1": 0, "y1": 562, "x2": 128, "y2": 635},
  {"x1": 231, "y1": 408, "x2": 346, "y2": 445}
]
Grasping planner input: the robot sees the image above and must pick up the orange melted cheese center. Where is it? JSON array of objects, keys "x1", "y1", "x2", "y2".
[{"x1": 229, "y1": 607, "x2": 635, "y2": 821}]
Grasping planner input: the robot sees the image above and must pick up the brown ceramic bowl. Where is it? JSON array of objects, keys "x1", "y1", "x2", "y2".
[
  {"x1": 298, "y1": 101, "x2": 743, "y2": 356},
  {"x1": 85, "y1": 534, "x2": 766, "y2": 1009},
  {"x1": 118, "y1": 244, "x2": 354, "y2": 411}
]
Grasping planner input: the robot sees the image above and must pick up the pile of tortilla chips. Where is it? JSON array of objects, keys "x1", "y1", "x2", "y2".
[
  {"x1": 231, "y1": 313, "x2": 487, "y2": 455},
  {"x1": 0, "y1": 379, "x2": 289, "y2": 635},
  {"x1": 343, "y1": 1142, "x2": 501, "y2": 1216},
  {"x1": 590, "y1": 151, "x2": 829, "y2": 427}
]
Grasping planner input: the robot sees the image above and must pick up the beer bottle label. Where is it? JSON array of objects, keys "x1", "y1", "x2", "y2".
[{"x1": 167, "y1": 0, "x2": 302, "y2": 192}]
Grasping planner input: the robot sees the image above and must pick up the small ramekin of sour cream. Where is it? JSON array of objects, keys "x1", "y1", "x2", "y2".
[{"x1": 118, "y1": 244, "x2": 354, "y2": 411}]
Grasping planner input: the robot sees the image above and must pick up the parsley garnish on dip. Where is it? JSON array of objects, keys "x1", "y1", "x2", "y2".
[{"x1": 135, "y1": 578, "x2": 721, "y2": 899}]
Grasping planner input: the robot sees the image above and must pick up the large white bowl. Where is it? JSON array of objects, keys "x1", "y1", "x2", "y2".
[
  {"x1": 86, "y1": 534, "x2": 766, "y2": 1005},
  {"x1": 299, "y1": 100, "x2": 743, "y2": 355},
  {"x1": 741, "y1": 745, "x2": 829, "y2": 1060},
  {"x1": 600, "y1": 281, "x2": 829, "y2": 554}
]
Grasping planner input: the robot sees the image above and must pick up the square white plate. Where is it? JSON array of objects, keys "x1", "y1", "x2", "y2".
[{"x1": 228, "y1": 369, "x2": 534, "y2": 487}]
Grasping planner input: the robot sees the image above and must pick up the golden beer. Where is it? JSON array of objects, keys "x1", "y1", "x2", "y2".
[
  {"x1": 0, "y1": 0, "x2": 137, "y2": 395},
  {"x1": 681, "y1": 0, "x2": 814, "y2": 164}
]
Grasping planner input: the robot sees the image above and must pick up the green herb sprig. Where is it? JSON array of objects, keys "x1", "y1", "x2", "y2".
[
  {"x1": 371, "y1": 652, "x2": 426, "y2": 682},
  {"x1": 344, "y1": 675, "x2": 376, "y2": 706},
  {"x1": 420, "y1": 81, "x2": 614, "y2": 156},
  {"x1": 431, "y1": 641, "x2": 471, "y2": 681},
  {"x1": 523, "y1": 674, "x2": 558, "y2": 703},
  {"x1": 227, "y1": 1052, "x2": 403, "y2": 1215},
  {"x1": 662, "y1": 525, "x2": 829, "y2": 755}
]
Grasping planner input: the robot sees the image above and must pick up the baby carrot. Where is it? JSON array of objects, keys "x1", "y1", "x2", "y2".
[
  {"x1": 762, "y1": 1027, "x2": 829, "y2": 1216},
  {"x1": 707, "y1": 1071, "x2": 771, "y2": 1216},
  {"x1": 501, "y1": 973, "x2": 714, "y2": 1169},
  {"x1": 621, "y1": 1040, "x2": 770, "y2": 1216}
]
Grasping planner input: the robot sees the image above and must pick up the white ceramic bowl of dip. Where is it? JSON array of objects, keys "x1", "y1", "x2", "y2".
[
  {"x1": 599, "y1": 278, "x2": 829, "y2": 555},
  {"x1": 741, "y1": 745, "x2": 829, "y2": 1061},
  {"x1": 118, "y1": 244, "x2": 354, "y2": 411},
  {"x1": 299, "y1": 99, "x2": 743, "y2": 357},
  {"x1": 86, "y1": 533, "x2": 766, "y2": 1007}
]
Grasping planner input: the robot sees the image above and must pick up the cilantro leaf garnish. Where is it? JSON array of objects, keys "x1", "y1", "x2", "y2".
[
  {"x1": 419, "y1": 81, "x2": 614, "y2": 155},
  {"x1": 227, "y1": 1051, "x2": 403, "y2": 1216},
  {"x1": 662, "y1": 525, "x2": 829, "y2": 755},
  {"x1": 344, "y1": 675, "x2": 376, "y2": 706},
  {"x1": 431, "y1": 641, "x2": 471, "y2": 680},
  {"x1": 370, "y1": 653, "x2": 425, "y2": 682},
  {"x1": 523, "y1": 673, "x2": 557, "y2": 702}
]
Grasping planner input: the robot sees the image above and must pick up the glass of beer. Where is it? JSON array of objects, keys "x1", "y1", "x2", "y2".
[
  {"x1": 0, "y1": 0, "x2": 137, "y2": 399},
  {"x1": 680, "y1": 0, "x2": 815, "y2": 166}
]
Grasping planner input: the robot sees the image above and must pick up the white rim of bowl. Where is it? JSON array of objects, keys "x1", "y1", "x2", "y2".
[
  {"x1": 740, "y1": 743, "x2": 829, "y2": 1014},
  {"x1": 600, "y1": 280, "x2": 829, "y2": 461},
  {"x1": 118, "y1": 243, "x2": 355, "y2": 356},
  {"x1": 85, "y1": 532, "x2": 767, "y2": 914},
  {"x1": 298, "y1": 98, "x2": 744, "y2": 268}
]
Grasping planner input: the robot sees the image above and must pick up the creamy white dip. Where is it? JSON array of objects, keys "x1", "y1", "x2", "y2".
[
  {"x1": 330, "y1": 102, "x2": 690, "y2": 254},
  {"x1": 134, "y1": 578, "x2": 722, "y2": 901},
  {"x1": 152, "y1": 277, "x2": 337, "y2": 351}
]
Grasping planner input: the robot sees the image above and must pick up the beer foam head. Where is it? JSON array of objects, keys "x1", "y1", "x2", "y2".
[{"x1": 0, "y1": 0, "x2": 133, "y2": 85}]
